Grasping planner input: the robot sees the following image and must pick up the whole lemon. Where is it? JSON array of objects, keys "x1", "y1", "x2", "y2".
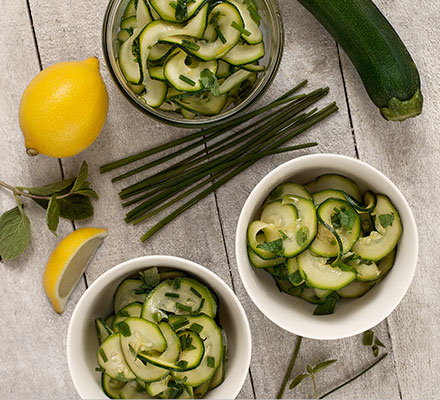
[{"x1": 19, "y1": 57, "x2": 109, "y2": 158}]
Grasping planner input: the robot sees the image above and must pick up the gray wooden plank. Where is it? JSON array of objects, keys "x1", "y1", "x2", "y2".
[
  {"x1": 27, "y1": 0, "x2": 254, "y2": 397},
  {"x1": 339, "y1": 1, "x2": 440, "y2": 397},
  {"x1": 213, "y1": 0, "x2": 401, "y2": 398},
  {"x1": 0, "y1": 0, "x2": 79, "y2": 398}
]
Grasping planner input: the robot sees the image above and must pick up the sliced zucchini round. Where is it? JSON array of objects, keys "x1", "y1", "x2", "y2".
[
  {"x1": 265, "y1": 183, "x2": 312, "y2": 204},
  {"x1": 136, "y1": 0, "x2": 153, "y2": 30},
  {"x1": 300, "y1": 287, "x2": 320, "y2": 304},
  {"x1": 297, "y1": 250, "x2": 356, "y2": 290},
  {"x1": 102, "y1": 373, "x2": 126, "y2": 399},
  {"x1": 114, "y1": 279, "x2": 147, "y2": 314},
  {"x1": 305, "y1": 174, "x2": 362, "y2": 202},
  {"x1": 350, "y1": 259, "x2": 381, "y2": 281},
  {"x1": 149, "y1": 65, "x2": 166, "y2": 81},
  {"x1": 123, "y1": 0, "x2": 137, "y2": 19},
  {"x1": 118, "y1": 30, "x2": 142, "y2": 84},
  {"x1": 218, "y1": 69, "x2": 255, "y2": 95},
  {"x1": 222, "y1": 41, "x2": 265, "y2": 65},
  {"x1": 174, "y1": 92, "x2": 228, "y2": 115},
  {"x1": 280, "y1": 195, "x2": 318, "y2": 257},
  {"x1": 311, "y1": 198, "x2": 361, "y2": 257},
  {"x1": 216, "y1": 60, "x2": 233, "y2": 78},
  {"x1": 352, "y1": 194, "x2": 402, "y2": 261},
  {"x1": 141, "y1": 278, "x2": 216, "y2": 322},
  {"x1": 149, "y1": 0, "x2": 205, "y2": 22},
  {"x1": 312, "y1": 189, "x2": 346, "y2": 206},
  {"x1": 171, "y1": 315, "x2": 223, "y2": 386},
  {"x1": 247, "y1": 220, "x2": 278, "y2": 260},
  {"x1": 229, "y1": 0, "x2": 263, "y2": 44},
  {"x1": 113, "y1": 302, "x2": 143, "y2": 331},
  {"x1": 286, "y1": 257, "x2": 305, "y2": 286},
  {"x1": 97, "y1": 334, "x2": 136, "y2": 381},
  {"x1": 148, "y1": 43, "x2": 175, "y2": 62},
  {"x1": 164, "y1": 50, "x2": 217, "y2": 92},
  {"x1": 139, "y1": 79, "x2": 168, "y2": 107},
  {"x1": 260, "y1": 200, "x2": 298, "y2": 230},
  {"x1": 208, "y1": 350, "x2": 226, "y2": 390},
  {"x1": 145, "y1": 375, "x2": 171, "y2": 397},
  {"x1": 119, "y1": 380, "x2": 152, "y2": 399},
  {"x1": 121, "y1": 16, "x2": 138, "y2": 30},
  {"x1": 377, "y1": 247, "x2": 396, "y2": 278},
  {"x1": 247, "y1": 246, "x2": 285, "y2": 268},
  {"x1": 336, "y1": 279, "x2": 375, "y2": 298},
  {"x1": 118, "y1": 29, "x2": 132, "y2": 42}
]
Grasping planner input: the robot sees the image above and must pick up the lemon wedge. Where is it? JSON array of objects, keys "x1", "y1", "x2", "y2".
[{"x1": 43, "y1": 227, "x2": 107, "y2": 313}]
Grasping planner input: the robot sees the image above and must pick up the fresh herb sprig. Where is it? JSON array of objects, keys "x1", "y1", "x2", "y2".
[
  {"x1": 100, "y1": 82, "x2": 338, "y2": 242},
  {"x1": 0, "y1": 161, "x2": 97, "y2": 260}
]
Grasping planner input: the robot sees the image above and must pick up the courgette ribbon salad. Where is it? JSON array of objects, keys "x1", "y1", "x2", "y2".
[
  {"x1": 95, "y1": 268, "x2": 226, "y2": 399},
  {"x1": 117, "y1": 0, "x2": 265, "y2": 117},
  {"x1": 247, "y1": 174, "x2": 402, "y2": 315}
]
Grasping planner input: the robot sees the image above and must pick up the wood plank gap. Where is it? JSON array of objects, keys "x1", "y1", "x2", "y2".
[
  {"x1": 335, "y1": 43, "x2": 359, "y2": 159},
  {"x1": 202, "y1": 140, "x2": 257, "y2": 399},
  {"x1": 24, "y1": 0, "x2": 42, "y2": 70},
  {"x1": 385, "y1": 318, "x2": 403, "y2": 399}
]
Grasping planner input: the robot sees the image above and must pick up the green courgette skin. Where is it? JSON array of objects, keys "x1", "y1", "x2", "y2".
[{"x1": 296, "y1": 0, "x2": 423, "y2": 121}]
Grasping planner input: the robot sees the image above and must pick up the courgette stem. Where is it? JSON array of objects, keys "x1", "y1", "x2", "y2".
[
  {"x1": 140, "y1": 103, "x2": 338, "y2": 241},
  {"x1": 100, "y1": 81, "x2": 308, "y2": 174},
  {"x1": 296, "y1": 0, "x2": 422, "y2": 121}
]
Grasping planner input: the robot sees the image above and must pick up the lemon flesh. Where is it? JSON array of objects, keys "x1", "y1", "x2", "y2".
[
  {"x1": 43, "y1": 227, "x2": 107, "y2": 313},
  {"x1": 19, "y1": 57, "x2": 108, "y2": 158}
]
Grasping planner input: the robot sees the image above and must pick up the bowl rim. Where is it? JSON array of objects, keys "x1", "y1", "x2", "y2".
[
  {"x1": 67, "y1": 255, "x2": 252, "y2": 398},
  {"x1": 235, "y1": 153, "x2": 419, "y2": 340},
  {"x1": 101, "y1": 0, "x2": 284, "y2": 128}
]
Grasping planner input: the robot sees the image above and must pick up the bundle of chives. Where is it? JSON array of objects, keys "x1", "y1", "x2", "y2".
[{"x1": 100, "y1": 82, "x2": 338, "y2": 242}]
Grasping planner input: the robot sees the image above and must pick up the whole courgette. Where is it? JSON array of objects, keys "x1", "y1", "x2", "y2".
[{"x1": 296, "y1": 0, "x2": 423, "y2": 121}]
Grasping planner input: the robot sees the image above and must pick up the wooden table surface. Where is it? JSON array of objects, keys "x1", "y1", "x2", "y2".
[{"x1": 1, "y1": 0, "x2": 439, "y2": 398}]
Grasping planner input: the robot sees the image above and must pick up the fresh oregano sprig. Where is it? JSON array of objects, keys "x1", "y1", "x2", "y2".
[
  {"x1": 0, "y1": 161, "x2": 97, "y2": 260},
  {"x1": 289, "y1": 359, "x2": 338, "y2": 399}
]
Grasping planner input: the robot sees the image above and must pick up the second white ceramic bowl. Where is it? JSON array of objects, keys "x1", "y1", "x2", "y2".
[
  {"x1": 67, "y1": 255, "x2": 251, "y2": 399},
  {"x1": 236, "y1": 154, "x2": 418, "y2": 340}
]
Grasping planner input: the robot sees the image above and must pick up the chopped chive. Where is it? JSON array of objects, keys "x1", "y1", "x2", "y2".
[
  {"x1": 115, "y1": 321, "x2": 132, "y2": 337},
  {"x1": 363, "y1": 330, "x2": 374, "y2": 346},
  {"x1": 207, "y1": 356, "x2": 215, "y2": 368},
  {"x1": 165, "y1": 292, "x2": 180, "y2": 298},
  {"x1": 190, "y1": 287, "x2": 202, "y2": 298},
  {"x1": 231, "y1": 21, "x2": 251, "y2": 36},
  {"x1": 181, "y1": 39, "x2": 200, "y2": 51},
  {"x1": 215, "y1": 26, "x2": 227, "y2": 44},
  {"x1": 95, "y1": 367, "x2": 105, "y2": 372},
  {"x1": 176, "y1": 360, "x2": 188, "y2": 369},
  {"x1": 99, "y1": 348, "x2": 108, "y2": 363},
  {"x1": 172, "y1": 317, "x2": 189, "y2": 330},
  {"x1": 189, "y1": 323, "x2": 203, "y2": 334},
  {"x1": 176, "y1": 302, "x2": 192, "y2": 312},
  {"x1": 179, "y1": 74, "x2": 196, "y2": 87},
  {"x1": 174, "y1": 277, "x2": 181, "y2": 290},
  {"x1": 209, "y1": 11, "x2": 221, "y2": 25},
  {"x1": 134, "y1": 289, "x2": 146, "y2": 294}
]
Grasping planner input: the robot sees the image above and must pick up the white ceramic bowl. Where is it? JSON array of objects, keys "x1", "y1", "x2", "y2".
[
  {"x1": 67, "y1": 255, "x2": 251, "y2": 399},
  {"x1": 236, "y1": 154, "x2": 418, "y2": 340}
]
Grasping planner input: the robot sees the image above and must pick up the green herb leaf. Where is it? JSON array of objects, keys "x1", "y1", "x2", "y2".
[
  {"x1": 332, "y1": 206, "x2": 356, "y2": 231},
  {"x1": 306, "y1": 364, "x2": 313, "y2": 374},
  {"x1": 296, "y1": 226, "x2": 309, "y2": 247},
  {"x1": 119, "y1": 309, "x2": 131, "y2": 318},
  {"x1": 288, "y1": 270, "x2": 303, "y2": 286},
  {"x1": 313, "y1": 292, "x2": 339, "y2": 315},
  {"x1": 289, "y1": 373, "x2": 309, "y2": 390},
  {"x1": 379, "y1": 214, "x2": 394, "y2": 228},
  {"x1": 139, "y1": 267, "x2": 160, "y2": 292},
  {"x1": 257, "y1": 238, "x2": 283, "y2": 255},
  {"x1": 269, "y1": 186, "x2": 283, "y2": 200},
  {"x1": 21, "y1": 178, "x2": 75, "y2": 196},
  {"x1": 0, "y1": 205, "x2": 31, "y2": 260},
  {"x1": 115, "y1": 321, "x2": 131, "y2": 337},
  {"x1": 339, "y1": 263, "x2": 356, "y2": 273},
  {"x1": 189, "y1": 323, "x2": 203, "y2": 334},
  {"x1": 46, "y1": 195, "x2": 60, "y2": 236},
  {"x1": 312, "y1": 359, "x2": 337, "y2": 374},
  {"x1": 207, "y1": 356, "x2": 215, "y2": 368},
  {"x1": 363, "y1": 330, "x2": 374, "y2": 346},
  {"x1": 199, "y1": 69, "x2": 220, "y2": 96},
  {"x1": 372, "y1": 345, "x2": 379, "y2": 357},
  {"x1": 99, "y1": 347, "x2": 108, "y2": 363},
  {"x1": 72, "y1": 161, "x2": 89, "y2": 192},
  {"x1": 73, "y1": 188, "x2": 99, "y2": 199},
  {"x1": 279, "y1": 230, "x2": 288, "y2": 239},
  {"x1": 375, "y1": 337, "x2": 385, "y2": 348},
  {"x1": 176, "y1": 360, "x2": 188, "y2": 369},
  {"x1": 175, "y1": 0, "x2": 194, "y2": 21}
]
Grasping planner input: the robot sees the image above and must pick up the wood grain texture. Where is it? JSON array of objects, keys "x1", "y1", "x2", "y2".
[
  {"x1": 1, "y1": 0, "x2": 438, "y2": 398},
  {"x1": 338, "y1": 0, "x2": 440, "y2": 397}
]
